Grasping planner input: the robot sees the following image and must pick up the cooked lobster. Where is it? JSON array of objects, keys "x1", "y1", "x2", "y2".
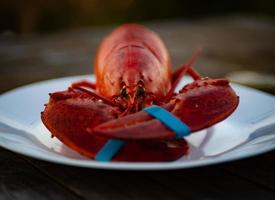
[{"x1": 41, "y1": 24, "x2": 239, "y2": 162}]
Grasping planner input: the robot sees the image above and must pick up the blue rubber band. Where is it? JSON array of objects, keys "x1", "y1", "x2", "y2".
[
  {"x1": 95, "y1": 105, "x2": 191, "y2": 161},
  {"x1": 144, "y1": 105, "x2": 191, "y2": 138},
  {"x1": 95, "y1": 139, "x2": 125, "y2": 161}
]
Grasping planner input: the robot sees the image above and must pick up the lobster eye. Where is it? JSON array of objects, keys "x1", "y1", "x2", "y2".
[
  {"x1": 121, "y1": 87, "x2": 128, "y2": 98},
  {"x1": 136, "y1": 86, "x2": 145, "y2": 98}
]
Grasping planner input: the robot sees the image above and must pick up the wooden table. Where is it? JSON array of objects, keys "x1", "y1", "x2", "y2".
[{"x1": 1, "y1": 16, "x2": 275, "y2": 199}]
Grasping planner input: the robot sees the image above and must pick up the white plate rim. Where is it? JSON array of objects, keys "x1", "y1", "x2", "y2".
[{"x1": 0, "y1": 75, "x2": 275, "y2": 170}]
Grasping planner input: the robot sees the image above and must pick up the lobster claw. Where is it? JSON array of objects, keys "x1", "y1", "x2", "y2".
[
  {"x1": 41, "y1": 89, "x2": 189, "y2": 161},
  {"x1": 91, "y1": 79, "x2": 239, "y2": 140},
  {"x1": 41, "y1": 89, "x2": 118, "y2": 157},
  {"x1": 91, "y1": 111, "x2": 175, "y2": 140}
]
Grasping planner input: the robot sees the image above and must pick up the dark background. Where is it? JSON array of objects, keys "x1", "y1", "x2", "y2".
[
  {"x1": 0, "y1": 0, "x2": 274, "y2": 35},
  {"x1": 0, "y1": 0, "x2": 275, "y2": 94}
]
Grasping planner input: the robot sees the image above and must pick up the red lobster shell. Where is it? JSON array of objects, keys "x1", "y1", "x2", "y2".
[{"x1": 41, "y1": 24, "x2": 239, "y2": 162}]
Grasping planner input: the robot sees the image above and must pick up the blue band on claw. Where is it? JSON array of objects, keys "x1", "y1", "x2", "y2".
[
  {"x1": 95, "y1": 105, "x2": 191, "y2": 161},
  {"x1": 95, "y1": 139, "x2": 125, "y2": 161},
  {"x1": 144, "y1": 105, "x2": 191, "y2": 138}
]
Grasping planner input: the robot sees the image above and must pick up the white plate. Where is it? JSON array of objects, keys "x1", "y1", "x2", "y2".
[{"x1": 0, "y1": 75, "x2": 275, "y2": 170}]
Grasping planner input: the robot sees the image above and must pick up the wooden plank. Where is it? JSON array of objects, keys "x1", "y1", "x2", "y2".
[
  {"x1": 221, "y1": 151, "x2": 275, "y2": 191},
  {"x1": 147, "y1": 164, "x2": 275, "y2": 200},
  {"x1": 23, "y1": 155, "x2": 275, "y2": 200},
  {"x1": 0, "y1": 149, "x2": 82, "y2": 200},
  {"x1": 21, "y1": 157, "x2": 182, "y2": 200}
]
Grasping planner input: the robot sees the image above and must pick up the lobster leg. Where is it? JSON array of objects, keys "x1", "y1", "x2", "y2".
[
  {"x1": 73, "y1": 86, "x2": 123, "y2": 109},
  {"x1": 164, "y1": 49, "x2": 201, "y2": 102},
  {"x1": 91, "y1": 78, "x2": 239, "y2": 140},
  {"x1": 172, "y1": 49, "x2": 201, "y2": 83},
  {"x1": 71, "y1": 80, "x2": 119, "y2": 108},
  {"x1": 71, "y1": 80, "x2": 96, "y2": 89},
  {"x1": 173, "y1": 66, "x2": 201, "y2": 82}
]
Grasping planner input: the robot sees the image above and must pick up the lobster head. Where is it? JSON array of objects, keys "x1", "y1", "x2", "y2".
[{"x1": 96, "y1": 45, "x2": 171, "y2": 112}]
